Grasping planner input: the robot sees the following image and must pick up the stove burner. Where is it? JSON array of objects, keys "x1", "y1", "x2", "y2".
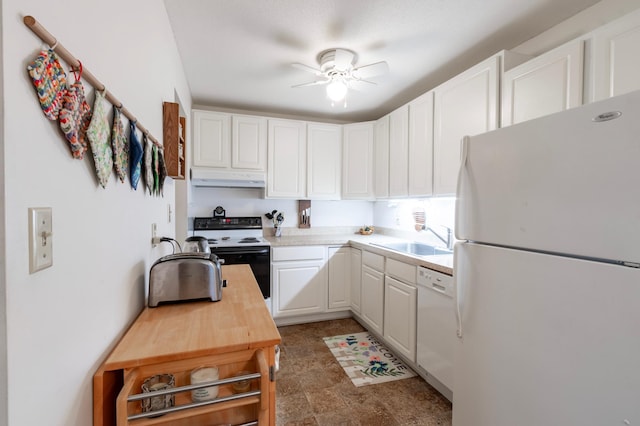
[
  {"x1": 207, "y1": 238, "x2": 218, "y2": 244},
  {"x1": 239, "y1": 237, "x2": 260, "y2": 243}
]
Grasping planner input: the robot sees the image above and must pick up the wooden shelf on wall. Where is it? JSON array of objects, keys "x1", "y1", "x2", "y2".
[{"x1": 163, "y1": 102, "x2": 186, "y2": 180}]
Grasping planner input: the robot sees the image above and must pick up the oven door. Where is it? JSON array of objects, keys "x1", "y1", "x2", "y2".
[{"x1": 210, "y1": 245, "x2": 270, "y2": 299}]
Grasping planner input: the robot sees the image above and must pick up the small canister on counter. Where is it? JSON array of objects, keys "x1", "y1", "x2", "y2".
[
  {"x1": 141, "y1": 374, "x2": 175, "y2": 414},
  {"x1": 231, "y1": 370, "x2": 252, "y2": 393},
  {"x1": 190, "y1": 366, "x2": 219, "y2": 401}
]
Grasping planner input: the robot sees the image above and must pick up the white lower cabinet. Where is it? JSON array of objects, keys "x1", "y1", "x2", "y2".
[
  {"x1": 327, "y1": 246, "x2": 351, "y2": 311},
  {"x1": 361, "y1": 251, "x2": 385, "y2": 334},
  {"x1": 350, "y1": 248, "x2": 362, "y2": 314},
  {"x1": 383, "y1": 260, "x2": 417, "y2": 362},
  {"x1": 271, "y1": 246, "x2": 327, "y2": 317}
]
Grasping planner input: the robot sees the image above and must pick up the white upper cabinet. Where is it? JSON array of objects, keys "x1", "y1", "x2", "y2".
[
  {"x1": 408, "y1": 91, "x2": 434, "y2": 197},
  {"x1": 342, "y1": 122, "x2": 374, "y2": 200},
  {"x1": 374, "y1": 114, "x2": 390, "y2": 199},
  {"x1": 232, "y1": 115, "x2": 267, "y2": 170},
  {"x1": 192, "y1": 110, "x2": 267, "y2": 171},
  {"x1": 307, "y1": 123, "x2": 342, "y2": 200},
  {"x1": 590, "y1": 8, "x2": 640, "y2": 102},
  {"x1": 388, "y1": 105, "x2": 410, "y2": 198},
  {"x1": 502, "y1": 40, "x2": 584, "y2": 126},
  {"x1": 433, "y1": 54, "x2": 500, "y2": 195},
  {"x1": 267, "y1": 119, "x2": 306, "y2": 198},
  {"x1": 192, "y1": 110, "x2": 230, "y2": 168}
]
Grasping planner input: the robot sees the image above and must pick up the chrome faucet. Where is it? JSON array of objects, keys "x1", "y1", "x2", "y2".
[{"x1": 422, "y1": 225, "x2": 454, "y2": 250}]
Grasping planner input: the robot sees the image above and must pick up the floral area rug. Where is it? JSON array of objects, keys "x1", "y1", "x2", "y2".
[{"x1": 323, "y1": 332, "x2": 417, "y2": 387}]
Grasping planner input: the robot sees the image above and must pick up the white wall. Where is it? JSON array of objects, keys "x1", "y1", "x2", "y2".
[
  {"x1": 512, "y1": 0, "x2": 640, "y2": 56},
  {"x1": 1, "y1": 1, "x2": 191, "y2": 425}
]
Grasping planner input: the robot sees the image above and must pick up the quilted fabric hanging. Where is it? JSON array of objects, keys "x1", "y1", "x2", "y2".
[
  {"x1": 157, "y1": 148, "x2": 167, "y2": 196},
  {"x1": 58, "y1": 62, "x2": 92, "y2": 159},
  {"x1": 86, "y1": 89, "x2": 113, "y2": 188},
  {"x1": 129, "y1": 121, "x2": 143, "y2": 190},
  {"x1": 27, "y1": 48, "x2": 67, "y2": 120},
  {"x1": 143, "y1": 133, "x2": 154, "y2": 195},
  {"x1": 111, "y1": 106, "x2": 128, "y2": 183}
]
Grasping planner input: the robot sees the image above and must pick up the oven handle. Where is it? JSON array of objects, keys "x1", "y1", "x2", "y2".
[{"x1": 212, "y1": 248, "x2": 270, "y2": 256}]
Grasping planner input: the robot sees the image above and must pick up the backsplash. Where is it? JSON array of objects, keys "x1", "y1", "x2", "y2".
[
  {"x1": 189, "y1": 187, "x2": 373, "y2": 231},
  {"x1": 189, "y1": 187, "x2": 455, "y2": 248}
]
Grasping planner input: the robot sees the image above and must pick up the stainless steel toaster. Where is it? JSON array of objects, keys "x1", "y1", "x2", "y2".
[{"x1": 148, "y1": 252, "x2": 225, "y2": 307}]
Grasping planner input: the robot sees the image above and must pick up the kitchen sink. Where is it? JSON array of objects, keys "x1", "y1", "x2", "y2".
[{"x1": 371, "y1": 242, "x2": 452, "y2": 257}]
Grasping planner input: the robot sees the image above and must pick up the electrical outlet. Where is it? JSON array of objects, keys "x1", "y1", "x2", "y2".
[
  {"x1": 152, "y1": 223, "x2": 158, "y2": 247},
  {"x1": 167, "y1": 204, "x2": 172, "y2": 223},
  {"x1": 29, "y1": 207, "x2": 53, "y2": 273}
]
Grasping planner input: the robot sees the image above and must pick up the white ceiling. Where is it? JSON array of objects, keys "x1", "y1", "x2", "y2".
[{"x1": 164, "y1": 0, "x2": 600, "y2": 122}]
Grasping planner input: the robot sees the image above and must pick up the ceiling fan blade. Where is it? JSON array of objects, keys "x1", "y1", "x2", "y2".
[
  {"x1": 333, "y1": 49, "x2": 355, "y2": 70},
  {"x1": 292, "y1": 79, "x2": 329, "y2": 88},
  {"x1": 353, "y1": 61, "x2": 389, "y2": 79},
  {"x1": 292, "y1": 62, "x2": 323, "y2": 75}
]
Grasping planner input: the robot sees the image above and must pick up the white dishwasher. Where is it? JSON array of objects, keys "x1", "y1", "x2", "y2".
[{"x1": 416, "y1": 266, "x2": 455, "y2": 399}]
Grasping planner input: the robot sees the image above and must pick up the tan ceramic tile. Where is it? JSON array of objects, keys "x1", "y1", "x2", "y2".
[
  {"x1": 276, "y1": 392, "x2": 314, "y2": 425},
  {"x1": 276, "y1": 318, "x2": 452, "y2": 426},
  {"x1": 304, "y1": 387, "x2": 349, "y2": 414}
]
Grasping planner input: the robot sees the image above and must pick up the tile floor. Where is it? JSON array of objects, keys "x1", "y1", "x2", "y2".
[{"x1": 276, "y1": 318, "x2": 452, "y2": 425}]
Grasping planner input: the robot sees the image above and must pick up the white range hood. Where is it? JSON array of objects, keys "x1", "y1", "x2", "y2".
[{"x1": 190, "y1": 168, "x2": 266, "y2": 188}]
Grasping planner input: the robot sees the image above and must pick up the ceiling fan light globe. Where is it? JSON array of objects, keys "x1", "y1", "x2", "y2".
[{"x1": 327, "y1": 80, "x2": 348, "y2": 102}]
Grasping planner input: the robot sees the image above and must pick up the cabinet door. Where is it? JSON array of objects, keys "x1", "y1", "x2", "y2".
[
  {"x1": 232, "y1": 115, "x2": 267, "y2": 170},
  {"x1": 350, "y1": 248, "x2": 362, "y2": 314},
  {"x1": 192, "y1": 110, "x2": 230, "y2": 168},
  {"x1": 272, "y1": 260, "x2": 327, "y2": 317},
  {"x1": 408, "y1": 91, "x2": 434, "y2": 197},
  {"x1": 342, "y1": 122, "x2": 374, "y2": 200},
  {"x1": 388, "y1": 104, "x2": 409, "y2": 198},
  {"x1": 502, "y1": 40, "x2": 583, "y2": 126},
  {"x1": 433, "y1": 55, "x2": 499, "y2": 195},
  {"x1": 591, "y1": 8, "x2": 640, "y2": 101},
  {"x1": 307, "y1": 123, "x2": 342, "y2": 200},
  {"x1": 374, "y1": 115, "x2": 390, "y2": 198},
  {"x1": 384, "y1": 276, "x2": 417, "y2": 362},
  {"x1": 328, "y1": 246, "x2": 351, "y2": 310},
  {"x1": 267, "y1": 119, "x2": 306, "y2": 198},
  {"x1": 361, "y1": 264, "x2": 384, "y2": 334}
]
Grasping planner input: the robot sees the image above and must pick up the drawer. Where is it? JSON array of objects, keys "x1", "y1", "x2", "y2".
[
  {"x1": 272, "y1": 245, "x2": 325, "y2": 261},
  {"x1": 386, "y1": 258, "x2": 417, "y2": 284},
  {"x1": 362, "y1": 250, "x2": 385, "y2": 271}
]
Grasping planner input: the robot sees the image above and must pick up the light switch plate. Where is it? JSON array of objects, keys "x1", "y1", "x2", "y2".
[{"x1": 29, "y1": 207, "x2": 53, "y2": 273}]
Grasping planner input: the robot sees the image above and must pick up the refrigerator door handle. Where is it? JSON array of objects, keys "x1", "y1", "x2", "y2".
[
  {"x1": 454, "y1": 136, "x2": 470, "y2": 239},
  {"x1": 454, "y1": 245, "x2": 463, "y2": 338}
]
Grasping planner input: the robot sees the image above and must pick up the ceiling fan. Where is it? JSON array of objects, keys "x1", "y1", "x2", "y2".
[{"x1": 292, "y1": 48, "x2": 389, "y2": 106}]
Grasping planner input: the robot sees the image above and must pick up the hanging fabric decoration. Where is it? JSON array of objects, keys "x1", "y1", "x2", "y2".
[
  {"x1": 129, "y1": 121, "x2": 143, "y2": 190},
  {"x1": 152, "y1": 144, "x2": 160, "y2": 195},
  {"x1": 58, "y1": 62, "x2": 92, "y2": 159},
  {"x1": 86, "y1": 89, "x2": 113, "y2": 188},
  {"x1": 111, "y1": 106, "x2": 128, "y2": 183},
  {"x1": 157, "y1": 148, "x2": 167, "y2": 196},
  {"x1": 27, "y1": 47, "x2": 67, "y2": 120},
  {"x1": 143, "y1": 133, "x2": 154, "y2": 195}
]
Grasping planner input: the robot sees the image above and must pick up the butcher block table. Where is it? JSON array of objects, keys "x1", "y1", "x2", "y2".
[{"x1": 93, "y1": 264, "x2": 281, "y2": 426}]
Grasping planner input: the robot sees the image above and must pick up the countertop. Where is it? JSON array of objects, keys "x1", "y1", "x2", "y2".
[
  {"x1": 265, "y1": 233, "x2": 454, "y2": 276},
  {"x1": 100, "y1": 264, "x2": 281, "y2": 371}
]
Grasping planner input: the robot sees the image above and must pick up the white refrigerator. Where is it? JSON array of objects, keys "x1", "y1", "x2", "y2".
[{"x1": 453, "y1": 89, "x2": 640, "y2": 426}]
